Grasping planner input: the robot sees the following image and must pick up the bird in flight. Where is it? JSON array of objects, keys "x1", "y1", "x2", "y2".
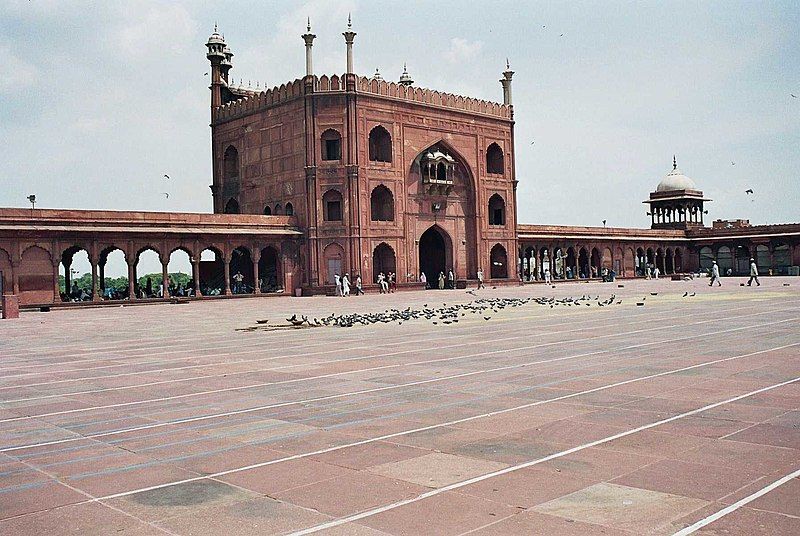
[
  {"x1": 791, "y1": 94, "x2": 797, "y2": 98},
  {"x1": 745, "y1": 189, "x2": 754, "y2": 194},
  {"x1": 530, "y1": 140, "x2": 535, "y2": 145},
  {"x1": 731, "y1": 161, "x2": 735, "y2": 166},
  {"x1": 163, "y1": 174, "x2": 170, "y2": 179},
  {"x1": 162, "y1": 192, "x2": 170, "y2": 199}
]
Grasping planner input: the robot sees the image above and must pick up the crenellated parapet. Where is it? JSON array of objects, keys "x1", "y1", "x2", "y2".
[{"x1": 213, "y1": 74, "x2": 512, "y2": 124}]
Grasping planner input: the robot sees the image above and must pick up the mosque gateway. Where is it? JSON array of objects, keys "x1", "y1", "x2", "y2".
[{"x1": 0, "y1": 22, "x2": 798, "y2": 309}]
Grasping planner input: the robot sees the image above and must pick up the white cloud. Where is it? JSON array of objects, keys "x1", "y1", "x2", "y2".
[
  {"x1": 0, "y1": 46, "x2": 38, "y2": 92},
  {"x1": 111, "y1": 3, "x2": 199, "y2": 59},
  {"x1": 444, "y1": 37, "x2": 483, "y2": 63}
]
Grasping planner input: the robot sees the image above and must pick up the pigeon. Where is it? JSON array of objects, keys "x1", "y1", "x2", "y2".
[
  {"x1": 286, "y1": 314, "x2": 297, "y2": 322},
  {"x1": 255, "y1": 319, "x2": 269, "y2": 324},
  {"x1": 682, "y1": 292, "x2": 688, "y2": 297},
  {"x1": 745, "y1": 189, "x2": 754, "y2": 194},
  {"x1": 162, "y1": 192, "x2": 170, "y2": 198},
  {"x1": 731, "y1": 162, "x2": 735, "y2": 166},
  {"x1": 163, "y1": 174, "x2": 170, "y2": 179}
]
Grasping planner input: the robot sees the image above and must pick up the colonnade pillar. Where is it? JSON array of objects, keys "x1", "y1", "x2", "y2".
[
  {"x1": 91, "y1": 260, "x2": 100, "y2": 302},
  {"x1": 127, "y1": 262, "x2": 136, "y2": 300},
  {"x1": 253, "y1": 255, "x2": 261, "y2": 294},
  {"x1": 223, "y1": 259, "x2": 231, "y2": 295},
  {"x1": 161, "y1": 261, "x2": 170, "y2": 298},
  {"x1": 192, "y1": 259, "x2": 200, "y2": 296}
]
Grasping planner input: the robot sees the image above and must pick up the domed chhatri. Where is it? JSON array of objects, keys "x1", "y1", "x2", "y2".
[
  {"x1": 656, "y1": 156, "x2": 698, "y2": 192},
  {"x1": 644, "y1": 156, "x2": 711, "y2": 230},
  {"x1": 656, "y1": 156, "x2": 699, "y2": 192}
]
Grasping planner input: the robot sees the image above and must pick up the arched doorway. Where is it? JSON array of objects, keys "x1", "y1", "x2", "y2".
[
  {"x1": 578, "y1": 247, "x2": 589, "y2": 278},
  {"x1": 590, "y1": 248, "x2": 601, "y2": 278},
  {"x1": 734, "y1": 245, "x2": 750, "y2": 275},
  {"x1": 419, "y1": 226, "x2": 451, "y2": 286},
  {"x1": 199, "y1": 248, "x2": 225, "y2": 295},
  {"x1": 490, "y1": 244, "x2": 508, "y2": 279},
  {"x1": 259, "y1": 246, "x2": 281, "y2": 292},
  {"x1": 372, "y1": 243, "x2": 396, "y2": 282},
  {"x1": 229, "y1": 247, "x2": 254, "y2": 294}
]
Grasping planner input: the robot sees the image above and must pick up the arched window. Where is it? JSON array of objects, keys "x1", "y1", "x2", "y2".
[
  {"x1": 437, "y1": 163, "x2": 447, "y2": 181},
  {"x1": 486, "y1": 143, "x2": 504, "y2": 174},
  {"x1": 488, "y1": 194, "x2": 505, "y2": 226},
  {"x1": 490, "y1": 244, "x2": 508, "y2": 279},
  {"x1": 224, "y1": 198, "x2": 240, "y2": 214},
  {"x1": 274, "y1": 203, "x2": 283, "y2": 215},
  {"x1": 263, "y1": 205, "x2": 272, "y2": 215},
  {"x1": 285, "y1": 202, "x2": 294, "y2": 216},
  {"x1": 223, "y1": 145, "x2": 239, "y2": 180},
  {"x1": 321, "y1": 129, "x2": 342, "y2": 161},
  {"x1": 370, "y1": 185, "x2": 394, "y2": 221},
  {"x1": 323, "y1": 190, "x2": 343, "y2": 222},
  {"x1": 368, "y1": 125, "x2": 392, "y2": 163}
]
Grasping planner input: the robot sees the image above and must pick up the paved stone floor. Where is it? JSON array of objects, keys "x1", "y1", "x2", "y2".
[{"x1": 0, "y1": 277, "x2": 798, "y2": 535}]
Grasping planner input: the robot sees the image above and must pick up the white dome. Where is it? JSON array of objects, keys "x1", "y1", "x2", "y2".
[{"x1": 656, "y1": 166, "x2": 698, "y2": 192}]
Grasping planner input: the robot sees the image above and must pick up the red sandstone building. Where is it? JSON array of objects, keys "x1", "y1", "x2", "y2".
[{"x1": 1, "y1": 23, "x2": 798, "y2": 308}]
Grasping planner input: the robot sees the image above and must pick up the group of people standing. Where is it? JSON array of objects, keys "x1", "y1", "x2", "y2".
[
  {"x1": 376, "y1": 272, "x2": 397, "y2": 293},
  {"x1": 333, "y1": 273, "x2": 363, "y2": 297}
]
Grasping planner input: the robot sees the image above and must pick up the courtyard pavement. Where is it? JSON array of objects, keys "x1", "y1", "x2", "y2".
[{"x1": 0, "y1": 277, "x2": 798, "y2": 535}]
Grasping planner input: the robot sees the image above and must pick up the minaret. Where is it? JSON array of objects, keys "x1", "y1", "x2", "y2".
[
  {"x1": 220, "y1": 43, "x2": 233, "y2": 84},
  {"x1": 302, "y1": 18, "x2": 316, "y2": 77},
  {"x1": 500, "y1": 58, "x2": 514, "y2": 105},
  {"x1": 205, "y1": 24, "x2": 226, "y2": 109},
  {"x1": 399, "y1": 63, "x2": 414, "y2": 86},
  {"x1": 343, "y1": 14, "x2": 356, "y2": 74}
]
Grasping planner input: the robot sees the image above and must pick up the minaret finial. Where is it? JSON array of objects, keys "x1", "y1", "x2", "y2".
[
  {"x1": 673, "y1": 155, "x2": 677, "y2": 170},
  {"x1": 348, "y1": 13, "x2": 352, "y2": 29},
  {"x1": 307, "y1": 17, "x2": 311, "y2": 32},
  {"x1": 506, "y1": 57, "x2": 510, "y2": 69},
  {"x1": 214, "y1": 22, "x2": 218, "y2": 33}
]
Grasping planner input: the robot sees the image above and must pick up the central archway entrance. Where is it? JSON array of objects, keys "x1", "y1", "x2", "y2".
[{"x1": 419, "y1": 226, "x2": 451, "y2": 286}]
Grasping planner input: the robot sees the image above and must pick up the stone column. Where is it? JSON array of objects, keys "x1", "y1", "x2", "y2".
[
  {"x1": 127, "y1": 261, "x2": 136, "y2": 300},
  {"x1": 223, "y1": 257, "x2": 231, "y2": 295},
  {"x1": 91, "y1": 259, "x2": 100, "y2": 302},
  {"x1": 253, "y1": 253, "x2": 261, "y2": 294},
  {"x1": 11, "y1": 262, "x2": 19, "y2": 295},
  {"x1": 161, "y1": 261, "x2": 170, "y2": 298},
  {"x1": 192, "y1": 258, "x2": 200, "y2": 296},
  {"x1": 52, "y1": 260, "x2": 61, "y2": 301}
]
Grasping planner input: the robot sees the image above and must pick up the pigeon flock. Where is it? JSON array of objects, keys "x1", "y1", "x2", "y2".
[{"x1": 241, "y1": 294, "x2": 632, "y2": 332}]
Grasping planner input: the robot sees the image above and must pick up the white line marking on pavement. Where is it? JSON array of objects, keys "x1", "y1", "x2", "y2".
[
  {"x1": 671, "y1": 467, "x2": 800, "y2": 535},
  {"x1": 73, "y1": 342, "x2": 798, "y2": 505},
  {"x1": 287, "y1": 376, "x2": 800, "y2": 535},
  {"x1": 1, "y1": 306, "x2": 790, "y2": 424}
]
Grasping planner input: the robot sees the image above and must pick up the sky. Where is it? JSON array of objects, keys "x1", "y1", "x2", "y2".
[{"x1": 1, "y1": 0, "x2": 799, "y2": 276}]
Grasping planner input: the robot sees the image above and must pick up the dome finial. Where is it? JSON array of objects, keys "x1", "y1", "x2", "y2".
[
  {"x1": 347, "y1": 13, "x2": 352, "y2": 29},
  {"x1": 673, "y1": 155, "x2": 677, "y2": 170},
  {"x1": 506, "y1": 57, "x2": 510, "y2": 70}
]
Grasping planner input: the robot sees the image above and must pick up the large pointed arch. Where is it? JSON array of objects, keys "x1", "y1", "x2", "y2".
[{"x1": 418, "y1": 224, "x2": 453, "y2": 286}]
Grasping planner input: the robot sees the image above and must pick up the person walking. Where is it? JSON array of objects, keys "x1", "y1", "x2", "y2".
[
  {"x1": 544, "y1": 266, "x2": 551, "y2": 285},
  {"x1": 341, "y1": 273, "x2": 351, "y2": 297},
  {"x1": 377, "y1": 272, "x2": 387, "y2": 293},
  {"x1": 420, "y1": 271, "x2": 427, "y2": 289},
  {"x1": 438, "y1": 271, "x2": 445, "y2": 290},
  {"x1": 388, "y1": 272, "x2": 397, "y2": 293},
  {"x1": 334, "y1": 273, "x2": 342, "y2": 297},
  {"x1": 477, "y1": 268, "x2": 485, "y2": 290},
  {"x1": 709, "y1": 260, "x2": 721, "y2": 286},
  {"x1": 653, "y1": 266, "x2": 660, "y2": 279},
  {"x1": 354, "y1": 274, "x2": 363, "y2": 295},
  {"x1": 747, "y1": 258, "x2": 760, "y2": 286},
  {"x1": 447, "y1": 269, "x2": 455, "y2": 290}
]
